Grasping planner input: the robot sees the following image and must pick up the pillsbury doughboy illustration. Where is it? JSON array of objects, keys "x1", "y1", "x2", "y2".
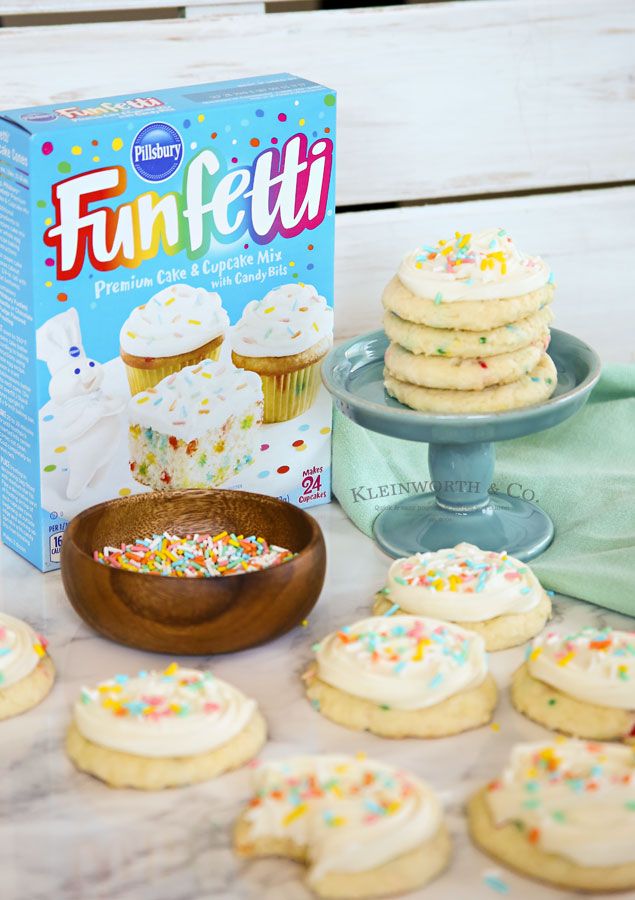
[{"x1": 36, "y1": 308, "x2": 126, "y2": 501}]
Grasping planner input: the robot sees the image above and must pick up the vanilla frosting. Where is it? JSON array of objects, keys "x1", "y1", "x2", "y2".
[
  {"x1": 120, "y1": 284, "x2": 229, "y2": 357},
  {"x1": 384, "y1": 543, "x2": 542, "y2": 623},
  {"x1": 486, "y1": 740, "x2": 635, "y2": 867},
  {"x1": 231, "y1": 283, "x2": 333, "y2": 358},
  {"x1": 244, "y1": 754, "x2": 443, "y2": 884},
  {"x1": 398, "y1": 228, "x2": 552, "y2": 302},
  {"x1": 128, "y1": 359, "x2": 263, "y2": 440},
  {"x1": 314, "y1": 614, "x2": 487, "y2": 710},
  {"x1": 74, "y1": 664, "x2": 257, "y2": 758},
  {"x1": 528, "y1": 627, "x2": 635, "y2": 710},
  {"x1": 0, "y1": 613, "x2": 46, "y2": 689}
]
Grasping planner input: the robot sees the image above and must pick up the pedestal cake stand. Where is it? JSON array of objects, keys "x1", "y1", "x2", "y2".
[{"x1": 322, "y1": 328, "x2": 601, "y2": 561}]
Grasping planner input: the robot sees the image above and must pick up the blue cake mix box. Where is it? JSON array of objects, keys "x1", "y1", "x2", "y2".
[{"x1": 0, "y1": 74, "x2": 336, "y2": 571}]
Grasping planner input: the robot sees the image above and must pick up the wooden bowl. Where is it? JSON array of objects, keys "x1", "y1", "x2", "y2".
[{"x1": 60, "y1": 489, "x2": 326, "y2": 655}]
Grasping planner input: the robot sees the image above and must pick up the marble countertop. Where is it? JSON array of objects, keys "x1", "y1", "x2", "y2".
[{"x1": 2, "y1": 501, "x2": 633, "y2": 900}]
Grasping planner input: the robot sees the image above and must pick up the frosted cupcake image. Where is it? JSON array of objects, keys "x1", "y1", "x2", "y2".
[
  {"x1": 120, "y1": 284, "x2": 229, "y2": 395},
  {"x1": 128, "y1": 359, "x2": 263, "y2": 490},
  {"x1": 231, "y1": 283, "x2": 333, "y2": 423}
]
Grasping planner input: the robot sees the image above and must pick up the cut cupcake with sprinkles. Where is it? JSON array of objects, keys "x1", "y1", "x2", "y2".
[
  {"x1": 303, "y1": 614, "x2": 497, "y2": 738},
  {"x1": 373, "y1": 543, "x2": 552, "y2": 651},
  {"x1": 511, "y1": 626, "x2": 635, "y2": 742},
  {"x1": 128, "y1": 358, "x2": 263, "y2": 490},
  {"x1": 66, "y1": 662, "x2": 266, "y2": 790}
]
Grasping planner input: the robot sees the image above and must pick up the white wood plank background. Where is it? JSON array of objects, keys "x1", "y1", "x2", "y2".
[
  {"x1": 335, "y1": 187, "x2": 635, "y2": 363},
  {"x1": 0, "y1": 0, "x2": 259, "y2": 14},
  {"x1": 0, "y1": 0, "x2": 634, "y2": 205}
]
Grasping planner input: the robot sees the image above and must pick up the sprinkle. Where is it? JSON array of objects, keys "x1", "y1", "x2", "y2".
[
  {"x1": 434, "y1": 292, "x2": 443, "y2": 305},
  {"x1": 483, "y1": 870, "x2": 509, "y2": 895},
  {"x1": 93, "y1": 531, "x2": 295, "y2": 578},
  {"x1": 384, "y1": 603, "x2": 400, "y2": 617}
]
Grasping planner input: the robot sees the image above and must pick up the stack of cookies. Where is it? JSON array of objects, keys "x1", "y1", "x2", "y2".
[{"x1": 382, "y1": 228, "x2": 557, "y2": 413}]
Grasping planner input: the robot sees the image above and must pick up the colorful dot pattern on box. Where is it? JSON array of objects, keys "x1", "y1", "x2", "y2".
[{"x1": 94, "y1": 531, "x2": 295, "y2": 577}]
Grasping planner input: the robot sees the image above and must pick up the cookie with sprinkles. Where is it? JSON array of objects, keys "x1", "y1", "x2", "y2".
[
  {"x1": 303, "y1": 614, "x2": 497, "y2": 738},
  {"x1": 65, "y1": 663, "x2": 266, "y2": 789},
  {"x1": 511, "y1": 627, "x2": 635, "y2": 742},
  {"x1": 373, "y1": 543, "x2": 551, "y2": 651},
  {"x1": 382, "y1": 228, "x2": 555, "y2": 331},
  {"x1": 234, "y1": 754, "x2": 451, "y2": 898},
  {"x1": 468, "y1": 738, "x2": 635, "y2": 892},
  {"x1": 231, "y1": 283, "x2": 333, "y2": 422},
  {"x1": 0, "y1": 612, "x2": 54, "y2": 720}
]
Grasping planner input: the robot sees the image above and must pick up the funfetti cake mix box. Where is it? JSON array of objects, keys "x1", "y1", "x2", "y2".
[{"x1": 0, "y1": 74, "x2": 336, "y2": 571}]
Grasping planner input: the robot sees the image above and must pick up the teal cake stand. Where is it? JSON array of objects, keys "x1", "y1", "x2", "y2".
[{"x1": 322, "y1": 328, "x2": 601, "y2": 561}]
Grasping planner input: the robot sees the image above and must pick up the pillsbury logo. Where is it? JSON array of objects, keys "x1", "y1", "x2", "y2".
[{"x1": 131, "y1": 121, "x2": 183, "y2": 183}]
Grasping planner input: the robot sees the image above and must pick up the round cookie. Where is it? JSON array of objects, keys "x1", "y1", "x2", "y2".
[
  {"x1": 468, "y1": 739, "x2": 635, "y2": 892},
  {"x1": 0, "y1": 613, "x2": 54, "y2": 720},
  {"x1": 373, "y1": 543, "x2": 551, "y2": 652},
  {"x1": 511, "y1": 627, "x2": 635, "y2": 742},
  {"x1": 303, "y1": 614, "x2": 497, "y2": 737},
  {"x1": 234, "y1": 754, "x2": 451, "y2": 899},
  {"x1": 383, "y1": 306, "x2": 553, "y2": 359},
  {"x1": 383, "y1": 273, "x2": 554, "y2": 331},
  {"x1": 66, "y1": 663, "x2": 266, "y2": 790},
  {"x1": 385, "y1": 339, "x2": 546, "y2": 391},
  {"x1": 384, "y1": 353, "x2": 557, "y2": 414}
]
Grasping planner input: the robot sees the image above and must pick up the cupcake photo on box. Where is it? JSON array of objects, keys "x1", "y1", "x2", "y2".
[
  {"x1": 231, "y1": 283, "x2": 333, "y2": 423},
  {"x1": 128, "y1": 359, "x2": 263, "y2": 490},
  {"x1": 120, "y1": 284, "x2": 229, "y2": 395}
]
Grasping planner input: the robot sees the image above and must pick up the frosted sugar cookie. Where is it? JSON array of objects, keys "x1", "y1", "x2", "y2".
[
  {"x1": 0, "y1": 613, "x2": 54, "y2": 720},
  {"x1": 120, "y1": 283, "x2": 229, "y2": 395},
  {"x1": 66, "y1": 663, "x2": 266, "y2": 789},
  {"x1": 511, "y1": 627, "x2": 635, "y2": 742},
  {"x1": 382, "y1": 228, "x2": 554, "y2": 331},
  {"x1": 231, "y1": 283, "x2": 333, "y2": 422},
  {"x1": 128, "y1": 359, "x2": 263, "y2": 490},
  {"x1": 373, "y1": 543, "x2": 551, "y2": 651},
  {"x1": 234, "y1": 754, "x2": 451, "y2": 898},
  {"x1": 468, "y1": 739, "x2": 635, "y2": 892},
  {"x1": 384, "y1": 340, "x2": 545, "y2": 391},
  {"x1": 303, "y1": 614, "x2": 497, "y2": 737},
  {"x1": 384, "y1": 353, "x2": 557, "y2": 413},
  {"x1": 383, "y1": 306, "x2": 553, "y2": 359}
]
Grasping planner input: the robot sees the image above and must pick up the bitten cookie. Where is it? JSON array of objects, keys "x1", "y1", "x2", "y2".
[
  {"x1": 0, "y1": 612, "x2": 54, "y2": 720},
  {"x1": 234, "y1": 754, "x2": 451, "y2": 899},
  {"x1": 303, "y1": 614, "x2": 497, "y2": 738},
  {"x1": 373, "y1": 543, "x2": 551, "y2": 651},
  {"x1": 511, "y1": 627, "x2": 635, "y2": 742},
  {"x1": 66, "y1": 662, "x2": 266, "y2": 789},
  {"x1": 384, "y1": 353, "x2": 557, "y2": 413},
  {"x1": 468, "y1": 739, "x2": 635, "y2": 892}
]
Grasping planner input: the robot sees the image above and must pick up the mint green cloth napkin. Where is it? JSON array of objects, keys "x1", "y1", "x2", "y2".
[{"x1": 332, "y1": 365, "x2": 635, "y2": 616}]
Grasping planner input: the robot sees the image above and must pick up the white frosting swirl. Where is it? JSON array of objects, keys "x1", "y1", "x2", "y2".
[
  {"x1": 120, "y1": 284, "x2": 229, "y2": 357},
  {"x1": 528, "y1": 627, "x2": 635, "y2": 710},
  {"x1": 385, "y1": 543, "x2": 542, "y2": 622},
  {"x1": 486, "y1": 740, "x2": 635, "y2": 867},
  {"x1": 0, "y1": 613, "x2": 46, "y2": 689},
  {"x1": 314, "y1": 614, "x2": 487, "y2": 710},
  {"x1": 398, "y1": 228, "x2": 551, "y2": 302},
  {"x1": 244, "y1": 754, "x2": 442, "y2": 884},
  {"x1": 74, "y1": 664, "x2": 256, "y2": 757},
  {"x1": 231, "y1": 283, "x2": 333, "y2": 357},
  {"x1": 128, "y1": 359, "x2": 263, "y2": 440}
]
